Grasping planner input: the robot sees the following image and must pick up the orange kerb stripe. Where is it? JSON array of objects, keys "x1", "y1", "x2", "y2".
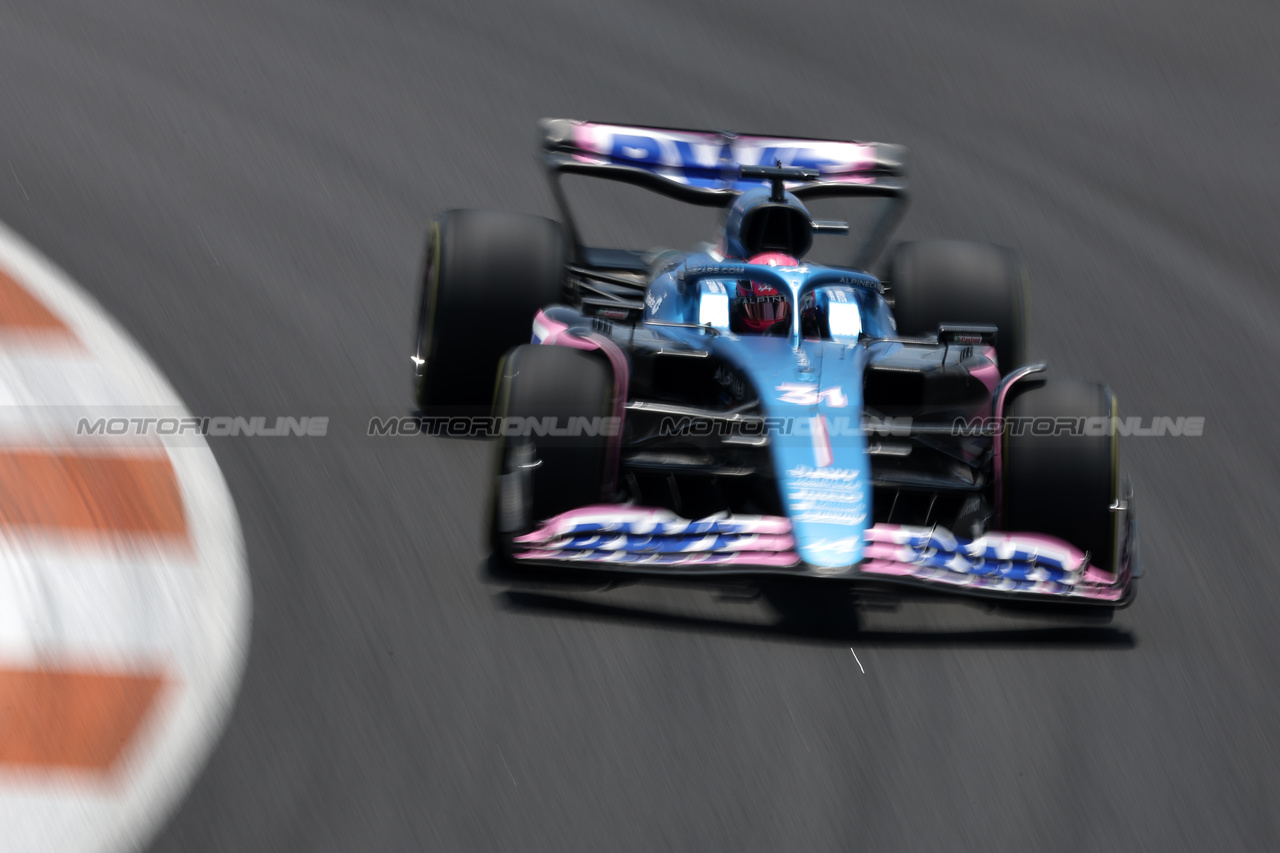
[
  {"x1": 0, "y1": 451, "x2": 188, "y2": 537},
  {"x1": 0, "y1": 267, "x2": 71, "y2": 332},
  {"x1": 0, "y1": 667, "x2": 165, "y2": 772}
]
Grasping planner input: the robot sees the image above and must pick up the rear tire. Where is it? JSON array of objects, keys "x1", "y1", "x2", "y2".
[
  {"x1": 413, "y1": 210, "x2": 568, "y2": 409},
  {"x1": 1002, "y1": 379, "x2": 1119, "y2": 573},
  {"x1": 887, "y1": 239, "x2": 1029, "y2": 374},
  {"x1": 490, "y1": 345, "x2": 613, "y2": 545}
]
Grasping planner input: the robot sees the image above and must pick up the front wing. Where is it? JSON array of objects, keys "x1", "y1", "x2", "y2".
[{"x1": 499, "y1": 505, "x2": 1137, "y2": 607}]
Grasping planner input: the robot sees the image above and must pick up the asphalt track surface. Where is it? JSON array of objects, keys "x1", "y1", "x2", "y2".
[{"x1": 1, "y1": 1, "x2": 1278, "y2": 850}]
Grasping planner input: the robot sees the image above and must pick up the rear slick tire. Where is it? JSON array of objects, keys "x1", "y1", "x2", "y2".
[
  {"x1": 413, "y1": 210, "x2": 567, "y2": 410},
  {"x1": 887, "y1": 239, "x2": 1029, "y2": 374}
]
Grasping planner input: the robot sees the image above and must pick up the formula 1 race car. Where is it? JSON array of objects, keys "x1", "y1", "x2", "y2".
[{"x1": 412, "y1": 119, "x2": 1140, "y2": 615}]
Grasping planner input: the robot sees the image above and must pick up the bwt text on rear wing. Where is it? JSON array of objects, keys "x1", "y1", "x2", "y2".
[{"x1": 539, "y1": 118, "x2": 911, "y2": 268}]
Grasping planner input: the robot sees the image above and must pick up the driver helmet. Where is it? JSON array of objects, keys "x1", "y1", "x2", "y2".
[{"x1": 732, "y1": 251, "x2": 797, "y2": 335}]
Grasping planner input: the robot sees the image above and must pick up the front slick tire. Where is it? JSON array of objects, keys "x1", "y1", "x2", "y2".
[
  {"x1": 491, "y1": 344, "x2": 614, "y2": 551},
  {"x1": 1002, "y1": 379, "x2": 1119, "y2": 574}
]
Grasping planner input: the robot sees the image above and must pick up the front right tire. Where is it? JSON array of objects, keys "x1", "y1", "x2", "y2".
[{"x1": 1002, "y1": 379, "x2": 1119, "y2": 574}]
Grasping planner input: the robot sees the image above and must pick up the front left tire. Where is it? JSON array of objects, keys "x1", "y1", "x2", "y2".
[
  {"x1": 1002, "y1": 378, "x2": 1119, "y2": 574},
  {"x1": 490, "y1": 344, "x2": 614, "y2": 546}
]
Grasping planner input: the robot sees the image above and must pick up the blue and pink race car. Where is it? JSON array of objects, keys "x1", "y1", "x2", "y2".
[{"x1": 412, "y1": 119, "x2": 1140, "y2": 616}]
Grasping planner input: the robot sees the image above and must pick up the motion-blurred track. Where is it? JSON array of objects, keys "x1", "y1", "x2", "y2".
[{"x1": 1, "y1": 0, "x2": 1276, "y2": 849}]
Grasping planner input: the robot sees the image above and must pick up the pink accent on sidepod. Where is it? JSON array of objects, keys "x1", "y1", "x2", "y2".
[{"x1": 969, "y1": 359, "x2": 999, "y2": 395}]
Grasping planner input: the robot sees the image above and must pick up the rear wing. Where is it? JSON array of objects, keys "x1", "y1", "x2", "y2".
[{"x1": 539, "y1": 119, "x2": 910, "y2": 269}]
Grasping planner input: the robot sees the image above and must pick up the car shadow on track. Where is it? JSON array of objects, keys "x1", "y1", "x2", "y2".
[{"x1": 496, "y1": 587, "x2": 1136, "y2": 650}]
